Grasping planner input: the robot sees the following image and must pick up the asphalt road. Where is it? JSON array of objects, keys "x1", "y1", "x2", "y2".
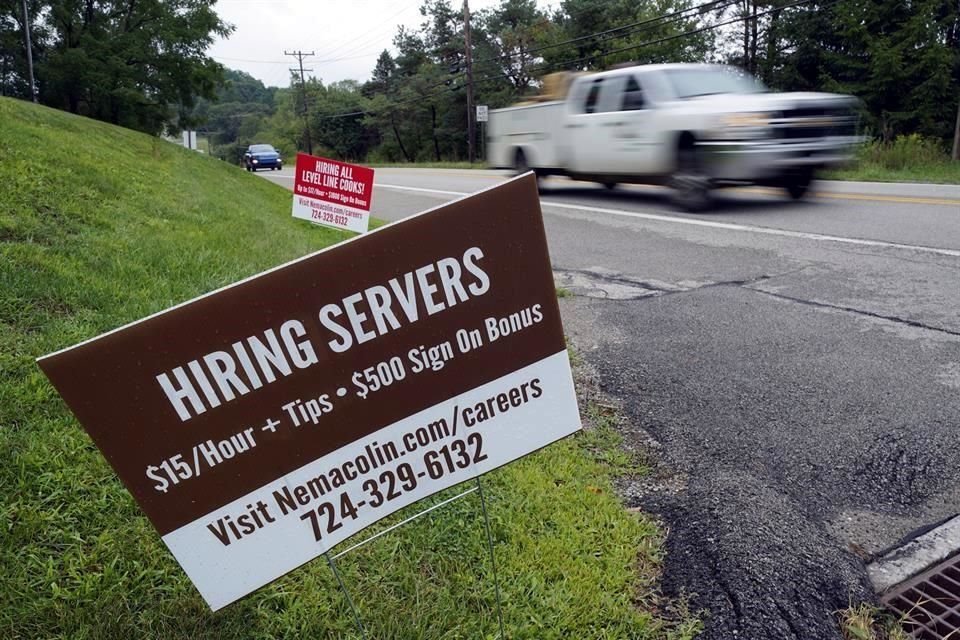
[{"x1": 260, "y1": 167, "x2": 960, "y2": 639}]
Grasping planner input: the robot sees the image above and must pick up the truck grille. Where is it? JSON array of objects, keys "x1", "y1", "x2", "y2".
[{"x1": 774, "y1": 107, "x2": 858, "y2": 140}]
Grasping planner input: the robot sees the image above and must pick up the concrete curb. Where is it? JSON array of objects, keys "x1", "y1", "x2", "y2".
[
  {"x1": 816, "y1": 180, "x2": 960, "y2": 200},
  {"x1": 867, "y1": 515, "x2": 960, "y2": 593}
]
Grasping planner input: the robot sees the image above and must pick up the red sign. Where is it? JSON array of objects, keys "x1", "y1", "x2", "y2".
[{"x1": 292, "y1": 154, "x2": 375, "y2": 233}]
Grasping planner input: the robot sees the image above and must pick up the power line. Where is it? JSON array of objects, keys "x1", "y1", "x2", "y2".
[
  {"x1": 467, "y1": 0, "x2": 744, "y2": 85},
  {"x1": 315, "y1": 0, "x2": 724, "y2": 120},
  {"x1": 469, "y1": 0, "x2": 735, "y2": 71},
  {"x1": 314, "y1": 0, "x2": 832, "y2": 123},
  {"x1": 468, "y1": 0, "x2": 835, "y2": 88},
  {"x1": 313, "y1": 1, "x2": 419, "y2": 59},
  {"x1": 550, "y1": 0, "x2": 836, "y2": 71},
  {"x1": 213, "y1": 51, "x2": 384, "y2": 66}
]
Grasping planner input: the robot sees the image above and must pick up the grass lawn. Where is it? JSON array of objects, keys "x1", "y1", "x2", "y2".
[
  {"x1": 825, "y1": 163, "x2": 960, "y2": 184},
  {"x1": 824, "y1": 136, "x2": 960, "y2": 184},
  {"x1": 0, "y1": 97, "x2": 698, "y2": 639}
]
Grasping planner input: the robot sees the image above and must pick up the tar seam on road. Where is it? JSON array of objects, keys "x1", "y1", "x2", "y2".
[
  {"x1": 745, "y1": 287, "x2": 960, "y2": 338},
  {"x1": 373, "y1": 183, "x2": 960, "y2": 259}
]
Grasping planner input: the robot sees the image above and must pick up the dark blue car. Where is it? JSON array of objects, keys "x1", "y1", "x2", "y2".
[{"x1": 243, "y1": 144, "x2": 282, "y2": 171}]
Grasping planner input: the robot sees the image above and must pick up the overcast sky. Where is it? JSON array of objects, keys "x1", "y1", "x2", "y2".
[{"x1": 208, "y1": 0, "x2": 557, "y2": 89}]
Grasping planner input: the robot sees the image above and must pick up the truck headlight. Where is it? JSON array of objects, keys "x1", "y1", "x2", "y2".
[
  {"x1": 706, "y1": 112, "x2": 774, "y2": 141},
  {"x1": 722, "y1": 112, "x2": 773, "y2": 128}
]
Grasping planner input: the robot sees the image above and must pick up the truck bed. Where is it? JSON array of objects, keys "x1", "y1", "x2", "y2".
[{"x1": 487, "y1": 101, "x2": 566, "y2": 170}]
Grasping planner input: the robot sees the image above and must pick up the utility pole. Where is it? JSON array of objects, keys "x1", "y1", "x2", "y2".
[
  {"x1": 21, "y1": 0, "x2": 36, "y2": 103},
  {"x1": 952, "y1": 100, "x2": 959, "y2": 162},
  {"x1": 285, "y1": 50, "x2": 314, "y2": 155},
  {"x1": 463, "y1": 0, "x2": 475, "y2": 164}
]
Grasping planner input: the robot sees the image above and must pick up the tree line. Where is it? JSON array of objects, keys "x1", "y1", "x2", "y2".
[
  {"x1": 1, "y1": 0, "x2": 230, "y2": 135},
  {"x1": 3, "y1": 0, "x2": 958, "y2": 162}
]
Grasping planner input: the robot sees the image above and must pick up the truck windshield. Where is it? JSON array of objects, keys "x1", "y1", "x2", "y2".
[{"x1": 662, "y1": 68, "x2": 767, "y2": 99}]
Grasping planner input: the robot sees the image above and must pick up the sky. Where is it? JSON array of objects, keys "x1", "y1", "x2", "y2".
[{"x1": 208, "y1": 0, "x2": 556, "y2": 89}]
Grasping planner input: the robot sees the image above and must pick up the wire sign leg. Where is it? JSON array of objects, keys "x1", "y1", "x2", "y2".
[
  {"x1": 324, "y1": 551, "x2": 367, "y2": 639},
  {"x1": 476, "y1": 476, "x2": 507, "y2": 640}
]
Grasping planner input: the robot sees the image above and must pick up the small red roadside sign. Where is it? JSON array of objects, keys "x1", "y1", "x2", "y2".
[{"x1": 292, "y1": 153, "x2": 374, "y2": 233}]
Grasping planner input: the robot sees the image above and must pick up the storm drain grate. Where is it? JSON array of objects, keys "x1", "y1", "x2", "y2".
[{"x1": 882, "y1": 552, "x2": 960, "y2": 639}]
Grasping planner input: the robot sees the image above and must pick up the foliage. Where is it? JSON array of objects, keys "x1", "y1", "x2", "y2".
[
  {"x1": 758, "y1": 0, "x2": 960, "y2": 144},
  {"x1": 826, "y1": 135, "x2": 960, "y2": 183},
  {"x1": 0, "y1": 95, "x2": 699, "y2": 640},
  {"x1": 242, "y1": 0, "x2": 939, "y2": 163},
  {"x1": 1, "y1": 0, "x2": 231, "y2": 135},
  {"x1": 857, "y1": 135, "x2": 950, "y2": 171},
  {"x1": 6, "y1": 0, "x2": 955, "y2": 161},
  {"x1": 542, "y1": 0, "x2": 714, "y2": 70}
]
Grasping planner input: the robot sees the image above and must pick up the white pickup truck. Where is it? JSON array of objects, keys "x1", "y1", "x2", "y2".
[{"x1": 487, "y1": 64, "x2": 861, "y2": 210}]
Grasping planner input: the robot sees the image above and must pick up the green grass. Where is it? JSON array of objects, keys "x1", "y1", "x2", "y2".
[
  {"x1": 839, "y1": 604, "x2": 910, "y2": 640},
  {"x1": 826, "y1": 135, "x2": 960, "y2": 184},
  {"x1": 0, "y1": 96, "x2": 696, "y2": 639},
  {"x1": 827, "y1": 161, "x2": 960, "y2": 184}
]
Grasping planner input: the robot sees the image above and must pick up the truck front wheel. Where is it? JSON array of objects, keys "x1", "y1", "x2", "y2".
[
  {"x1": 781, "y1": 169, "x2": 813, "y2": 200},
  {"x1": 670, "y1": 146, "x2": 712, "y2": 212}
]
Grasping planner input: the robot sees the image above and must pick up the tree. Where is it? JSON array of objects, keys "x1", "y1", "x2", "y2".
[
  {"x1": 542, "y1": 0, "x2": 714, "y2": 72},
  {"x1": 312, "y1": 80, "x2": 374, "y2": 161},
  {"x1": 37, "y1": 0, "x2": 232, "y2": 135},
  {"x1": 478, "y1": 0, "x2": 551, "y2": 93},
  {"x1": 0, "y1": 0, "x2": 48, "y2": 98},
  {"x1": 769, "y1": 0, "x2": 960, "y2": 144}
]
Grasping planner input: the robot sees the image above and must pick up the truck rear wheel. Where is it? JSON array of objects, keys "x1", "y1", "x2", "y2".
[
  {"x1": 514, "y1": 149, "x2": 543, "y2": 191},
  {"x1": 670, "y1": 146, "x2": 712, "y2": 212},
  {"x1": 514, "y1": 149, "x2": 531, "y2": 175}
]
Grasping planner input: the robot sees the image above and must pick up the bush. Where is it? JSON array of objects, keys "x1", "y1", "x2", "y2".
[{"x1": 858, "y1": 134, "x2": 950, "y2": 171}]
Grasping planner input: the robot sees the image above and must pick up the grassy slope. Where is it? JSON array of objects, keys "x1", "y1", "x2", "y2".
[{"x1": 0, "y1": 97, "x2": 697, "y2": 639}]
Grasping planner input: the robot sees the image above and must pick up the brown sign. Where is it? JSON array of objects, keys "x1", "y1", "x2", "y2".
[{"x1": 38, "y1": 174, "x2": 581, "y2": 610}]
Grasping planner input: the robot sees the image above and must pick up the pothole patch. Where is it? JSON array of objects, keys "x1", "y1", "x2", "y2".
[
  {"x1": 554, "y1": 267, "x2": 690, "y2": 300},
  {"x1": 935, "y1": 363, "x2": 960, "y2": 390}
]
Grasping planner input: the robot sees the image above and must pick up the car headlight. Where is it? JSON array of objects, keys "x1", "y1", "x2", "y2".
[{"x1": 252, "y1": 158, "x2": 259, "y2": 163}]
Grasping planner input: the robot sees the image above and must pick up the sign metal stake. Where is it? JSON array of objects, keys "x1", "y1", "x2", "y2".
[
  {"x1": 476, "y1": 476, "x2": 507, "y2": 640},
  {"x1": 324, "y1": 551, "x2": 367, "y2": 639}
]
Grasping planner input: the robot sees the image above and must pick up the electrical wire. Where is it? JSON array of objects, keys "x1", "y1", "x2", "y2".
[{"x1": 314, "y1": 0, "x2": 836, "y2": 121}]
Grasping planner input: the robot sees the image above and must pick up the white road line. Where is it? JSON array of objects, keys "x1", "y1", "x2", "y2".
[{"x1": 375, "y1": 182, "x2": 960, "y2": 258}]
